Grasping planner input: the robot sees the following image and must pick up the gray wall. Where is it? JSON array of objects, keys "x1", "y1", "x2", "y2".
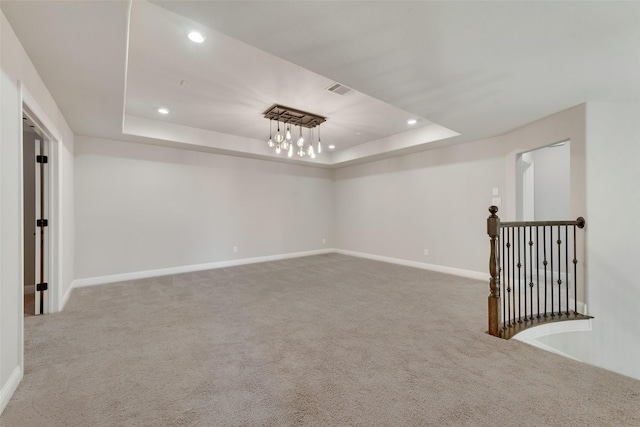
[
  {"x1": 334, "y1": 136, "x2": 504, "y2": 274},
  {"x1": 584, "y1": 101, "x2": 640, "y2": 379},
  {"x1": 538, "y1": 101, "x2": 640, "y2": 380},
  {"x1": 74, "y1": 136, "x2": 334, "y2": 279},
  {"x1": 334, "y1": 105, "x2": 586, "y2": 277}
]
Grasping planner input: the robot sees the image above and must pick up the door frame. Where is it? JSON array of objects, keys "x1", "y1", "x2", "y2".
[
  {"x1": 516, "y1": 152, "x2": 535, "y2": 221},
  {"x1": 34, "y1": 137, "x2": 49, "y2": 315},
  {"x1": 22, "y1": 103, "x2": 58, "y2": 316}
]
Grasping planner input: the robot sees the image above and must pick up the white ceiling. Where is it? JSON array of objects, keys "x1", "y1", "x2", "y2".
[
  {"x1": 2, "y1": 1, "x2": 640, "y2": 167},
  {"x1": 125, "y1": 1, "x2": 451, "y2": 156}
]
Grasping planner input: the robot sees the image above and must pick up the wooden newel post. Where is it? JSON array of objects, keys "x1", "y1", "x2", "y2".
[{"x1": 487, "y1": 206, "x2": 500, "y2": 336}]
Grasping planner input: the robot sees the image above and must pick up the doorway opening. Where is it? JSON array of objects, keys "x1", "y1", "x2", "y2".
[
  {"x1": 22, "y1": 107, "x2": 52, "y2": 316},
  {"x1": 516, "y1": 139, "x2": 571, "y2": 221}
]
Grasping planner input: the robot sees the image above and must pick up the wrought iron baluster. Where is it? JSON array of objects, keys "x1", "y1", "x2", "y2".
[
  {"x1": 501, "y1": 228, "x2": 506, "y2": 329},
  {"x1": 550, "y1": 226, "x2": 555, "y2": 317},
  {"x1": 523, "y1": 226, "x2": 528, "y2": 321},
  {"x1": 506, "y1": 228, "x2": 512, "y2": 327},
  {"x1": 511, "y1": 227, "x2": 516, "y2": 326},
  {"x1": 517, "y1": 226, "x2": 522, "y2": 323},
  {"x1": 573, "y1": 224, "x2": 578, "y2": 313},
  {"x1": 528, "y1": 226, "x2": 534, "y2": 320},
  {"x1": 557, "y1": 225, "x2": 562, "y2": 316},
  {"x1": 543, "y1": 226, "x2": 548, "y2": 317},
  {"x1": 536, "y1": 226, "x2": 540, "y2": 318},
  {"x1": 565, "y1": 225, "x2": 569, "y2": 315}
]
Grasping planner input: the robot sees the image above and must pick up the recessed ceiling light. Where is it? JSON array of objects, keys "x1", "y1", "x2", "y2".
[
  {"x1": 157, "y1": 107, "x2": 170, "y2": 115},
  {"x1": 407, "y1": 119, "x2": 417, "y2": 125},
  {"x1": 328, "y1": 145, "x2": 336, "y2": 150},
  {"x1": 187, "y1": 31, "x2": 205, "y2": 43}
]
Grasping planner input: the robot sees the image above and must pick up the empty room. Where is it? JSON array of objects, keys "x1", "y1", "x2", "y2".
[{"x1": 1, "y1": 1, "x2": 639, "y2": 425}]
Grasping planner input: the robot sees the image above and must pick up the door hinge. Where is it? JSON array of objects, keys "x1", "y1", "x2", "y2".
[
  {"x1": 37, "y1": 219, "x2": 48, "y2": 227},
  {"x1": 36, "y1": 155, "x2": 48, "y2": 163},
  {"x1": 36, "y1": 283, "x2": 48, "y2": 291}
]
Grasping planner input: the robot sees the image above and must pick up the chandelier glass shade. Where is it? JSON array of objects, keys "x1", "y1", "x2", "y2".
[{"x1": 264, "y1": 104, "x2": 326, "y2": 159}]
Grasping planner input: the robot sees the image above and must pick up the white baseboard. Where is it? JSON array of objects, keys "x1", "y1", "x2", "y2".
[
  {"x1": 72, "y1": 248, "x2": 337, "y2": 288},
  {"x1": 572, "y1": 300, "x2": 588, "y2": 315},
  {"x1": 517, "y1": 337, "x2": 583, "y2": 361},
  {"x1": 71, "y1": 248, "x2": 487, "y2": 291},
  {"x1": 59, "y1": 281, "x2": 74, "y2": 311},
  {"x1": 513, "y1": 315, "x2": 592, "y2": 342},
  {"x1": 335, "y1": 249, "x2": 488, "y2": 281},
  {"x1": 513, "y1": 317, "x2": 592, "y2": 362},
  {"x1": 0, "y1": 366, "x2": 22, "y2": 415}
]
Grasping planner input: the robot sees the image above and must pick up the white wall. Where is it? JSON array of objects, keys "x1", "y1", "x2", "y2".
[
  {"x1": 1, "y1": 11, "x2": 74, "y2": 413},
  {"x1": 334, "y1": 135, "x2": 504, "y2": 275},
  {"x1": 74, "y1": 136, "x2": 334, "y2": 280},
  {"x1": 538, "y1": 102, "x2": 640, "y2": 380},
  {"x1": 334, "y1": 105, "x2": 586, "y2": 277}
]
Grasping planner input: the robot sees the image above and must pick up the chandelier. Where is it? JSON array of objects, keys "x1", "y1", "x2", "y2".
[{"x1": 264, "y1": 104, "x2": 326, "y2": 159}]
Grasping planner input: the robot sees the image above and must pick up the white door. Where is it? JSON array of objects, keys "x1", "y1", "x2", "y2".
[
  {"x1": 23, "y1": 131, "x2": 37, "y2": 315},
  {"x1": 34, "y1": 138, "x2": 49, "y2": 315}
]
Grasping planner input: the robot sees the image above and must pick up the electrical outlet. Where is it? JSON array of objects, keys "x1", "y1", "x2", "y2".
[
  {"x1": 424, "y1": 249, "x2": 429, "y2": 256},
  {"x1": 233, "y1": 246, "x2": 238, "y2": 253},
  {"x1": 492, "y1": 197, "x2": 502, "y2": 206},
  {"x1": 322, "y1": 238, "x2": 326, "y2": 244}
]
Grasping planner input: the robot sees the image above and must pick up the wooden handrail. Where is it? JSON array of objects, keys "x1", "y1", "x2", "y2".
[{"x1": 501, "y1": 218, "x2": 585, "y2": 228}]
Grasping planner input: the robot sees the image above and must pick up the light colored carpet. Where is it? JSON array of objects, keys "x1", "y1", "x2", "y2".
[{"x1": 2, "y1": 254, "x2": 639, "y2": 426}]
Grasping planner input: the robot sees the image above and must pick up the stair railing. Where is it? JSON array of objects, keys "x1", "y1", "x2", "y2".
[{"x1": 487, "y1": 206, "x2": 591, "y2": 339}]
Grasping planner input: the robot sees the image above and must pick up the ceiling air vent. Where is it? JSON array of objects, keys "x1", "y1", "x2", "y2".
[{"x1": 326, "y1": 82, "x2": 352, "y2": 96}]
